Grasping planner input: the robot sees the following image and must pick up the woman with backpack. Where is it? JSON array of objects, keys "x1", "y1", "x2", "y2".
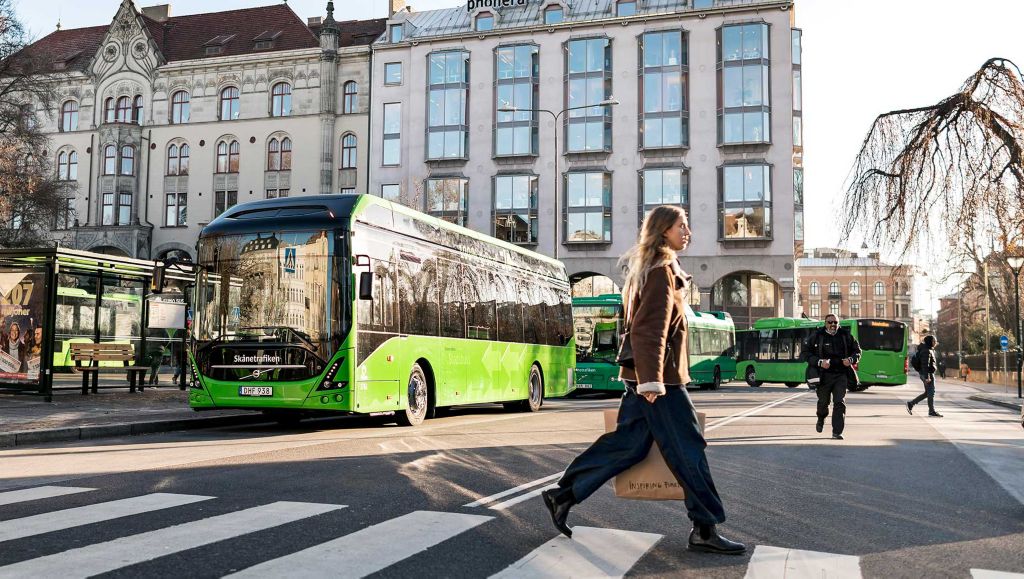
[
  {"x1": 907, "y1": 335, "x2": 942, "y2": 417},
  {"x1": 540, "y1": 205, "x2": 746, "y2": 555}
]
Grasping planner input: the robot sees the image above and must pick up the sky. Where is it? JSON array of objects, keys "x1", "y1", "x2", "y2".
[{"x1": 14, "y1": 0, "x2": 1024, "y2": 312}]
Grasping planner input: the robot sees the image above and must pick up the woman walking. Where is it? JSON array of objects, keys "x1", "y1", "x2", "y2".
[{"x1": 541, "y1": 206, "x2": 745, "y2": 555}]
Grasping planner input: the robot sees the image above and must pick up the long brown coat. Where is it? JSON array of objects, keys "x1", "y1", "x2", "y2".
[{"x1": 619, "y1": 261, "x2": 690, "y2": 393}]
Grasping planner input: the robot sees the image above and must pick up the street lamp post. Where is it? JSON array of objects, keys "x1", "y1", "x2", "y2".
[
  {"x1": 1007, "y1": 256, "x2": 1024, "y2": 399},
  {"x1": 499, "y1": 98, "x2": 618, "y2": 260}
]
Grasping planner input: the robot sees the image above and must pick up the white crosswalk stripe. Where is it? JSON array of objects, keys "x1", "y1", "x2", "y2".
[
  {"x1": 0, "y1": 486, "x2": 94, "y2": 506},
  {"x1": 0, "y1": 492, "x2": 212, "y2": 542},
  {"x1": 0, "y1": 501, "x2": 345, "y2": 579},
  {"x1": 744, "y1": 545, "x2": 862, "y2": 579},
  {"x1": 972, "y1": 570, "x2": 1024, "y2": 579},
  {"x1": 227, "y1": 510, "x2": 492, "y2": 578},
  {"x1": 489, "y1": 526, "x2": 663, "y2": 579}
]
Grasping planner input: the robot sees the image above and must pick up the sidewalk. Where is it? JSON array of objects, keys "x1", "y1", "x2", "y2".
[
  {"x1": 917, "y1": 374, "x2": 1024, "y2": 412},
  {"x1": 0, "y1": 372, "x2": 265, "y2": 448}
]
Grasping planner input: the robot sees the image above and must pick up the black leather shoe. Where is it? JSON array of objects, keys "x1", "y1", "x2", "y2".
[
  {"x1": 815, "y1": 419, "x2": 824, "y2": 433},
  {"x1": 541, "y1": 487, "x2": 575, "y2": 539},
  {"x1": 832, "y1": 433, "x2": 844, "y2": 440},
  {"x1": 929, "y1": 412, "x2": 943, "y2": 417},
  {"x1": 688, "y1": 524, "x2": 746, "y2": 555},
  {"x1": 906, "y1": 402, "x2": 914, "y2": 415}
]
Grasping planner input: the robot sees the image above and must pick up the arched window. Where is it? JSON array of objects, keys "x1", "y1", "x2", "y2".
[
  {"x1": 342, "y1": 81, "x2": 357, "y2": 114},
  {"x1": 267, "y1": 138, "x2": 280, "y2": 171},
  {"x1": 280, "y1": 137, "x2": 291, "y2": 170},
  {"x1": 271, "y1": 82, "x2": 291, "y2": 117},
  {"x1": 120, "y1": 145, "x2": 135, "y2": 175},
  {"x1": 171, "y1": 91, "x2": 190, "y2": 124},
  {"x1": 179, "y1": 144, "x2": 190, "y2": 175},
  {"x1": 103, "y1": 145, "x2": 116, "y2": 175},
  {"x1": 57, "y1": 151, "x2": 68, "y2": 180},
  {"x1": 341, "y1": 134, "x2": 357, "y2": 169},
  {"x1": 809, "y1": 281, "x2": 819, "y2": 296},
  {"x1": 132, "y1": 95, "x2": 143, "y2": 124},
  {"x1": 829, "y1": 281, "x2": 839, "y2": 294},
  {"x1": 60, "y1": 100, "x2": 78, "y2": 132},
  {"x1": 115, "y1": 96, "x2": 131, "y2": 122},
  {"x1": 167, "y1": 144, "x2": 179, "y2": 175},
  {"x1": 220, "y1": 87, "x2": 240, "y2": 120},
  {"x1": 850, "y1": 281, "x2": 860, "y2": 296},
  {"x1": 104, "y1": 97, "x2": 115, "y2": 122},
  {"x1": 228, "y1": 140, "x2": 240, "y2": 172},
  {"x1": 216, "y1": 141, "x2": 228, "y2": 173},
  {"x1": 874, "y1": 281, "x2": 885, "y2": 296}
]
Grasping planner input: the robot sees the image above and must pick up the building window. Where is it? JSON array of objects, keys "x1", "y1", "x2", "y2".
[
  {"x1": 118, "y1": 191, "x2": 132, "y2": 225},
  {"x1": 874, "y1": 281, "x2": 885, "y2": 296},
  {"x1": 266, "y1": 189, "x2": 289, "y2": 199},
  {"x1": 425, "y1": 178, "x2": 468, "y2": 226},
  {"x1": 220, "y1": 87, "x2": 240, "y2": 120},
  {"x1": 340, "y1": 187, "x2": 356, "y2": 195},
  {"x1": 104, "y1": 97, "x2": 115, "y2": 123},
  {"x1": 544, "y1": 5, "x2": 563, "y2": 24},
  {"x1": 565, "y1": 171, "x2": 611, "y2": 243},
  {"x1": 60, "y1": 100, "x2": 78, "y2": 132},
  {"x1": 829, "y1": 281, "x2": 840, "y2": 296},
  {"x1": 133, "y1": 95, "x2": 143, "y2": 124},
  {"x1": 830, "y1": 303, "x2": 840, "y2": 317},
  {"x1": 476, "y1": 12, "x2": 494, "y2": 31},
  {"x1": 381, "y1": 184, "x2": 400, "y2": 202},
  {"x1": 850, "y1": 281, "x2": 860, "y2": 296},
  {"x1": 810, "y1": 302, "x2": 820, "y2": 318},
  {"x1": 427, "y1": 51, "x2": 469, "y2": 160},
  {"x1": 640, "y1": 168, "x2": 687, "y2": 224},
  {"x1": 616, "y1": 0, "x2": 636, "y2": 16},
  {"x1": 875, "y1": 303, "x2": 885, "y2": 317},
  {"x1": 165, "y1": 192, "x2": 186, "y2": 227},
  {"x1": 566, "y1": 38, "x2": 612, "y2": 153},
  {"x1": 382, "y1": 103, "x2": 401, "y2": 166},
  {"x1": 102, "y1": 193, "x2": 114, "y2": 225},
  {"x1": 119, "y1": 145, "x2": 135, "y2": 176},
  {"x1": 794, "y1": 168, "x2": 804, "y2": 242},
  {"x1": 792, "y1": 28, "x2": 802, "y2": 148},
  {"x1": 267, "y1": 137, "x2": 291, "y2": 170},
  {"x1": 57, "y1": 150, "x2": 78, "y2": 181},
  {"x1": 55, "y1": 197, "x2": 74, "y2": 230},
  {"x1": 271, "y1": 82, "x2": 292, "y2": 117},
  {"x1": 384, "y1": 63, "x2": 402, "y2": 85},
  {"x1": 216, "y1": 140, "x2": 240, "y2": 173},
  {"x1": 103, "y1": 145, "x2": 116, "y2": 175},
  {"x1": 809, "y1": 281, "x2": 819, "y2": 296},
  {"x1": 215, "y1": 190, "x2": 237, "y2": 217},
  {"x1": 641, "y1": 30, "x2": 687, "y2": 149},
  {"x1": 115, "y1": 96, "x2": 131, "y2": 122},
  {"x1": 341, "y1": 134, "x2": 357, "y2": 169},
  {"x1": 390, "y1": 24, "x2": 403, "y2": 43},
  {"x1": 720, "y1": 164, "x2": 771, "y2": 240},
  {"x1": 718, "y1": 23, "x2": 770, "y2": 145},
  {"x1": 167, "y1": 144, "x2": 179, "y2": 175},
  {"x1": 494, "y1": 174, "x2": 537, "y2": 244},
  {"x1": 342, "y1": 81, "x2": 358, "y2": 114},
  {"x1": 851, "y1": 303, "x2": 861, "y2": 318},
  {"x1": 171, "y1": 90, "x2": 190, "y2": 124},
  {"x1": 495, "y1": 44, "x2": 538, "y2": 157}
]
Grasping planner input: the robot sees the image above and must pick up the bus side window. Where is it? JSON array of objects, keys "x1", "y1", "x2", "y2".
[
  {"x1": 522, "y1": 278, "x2": 543, "y2": 345},
  {"x1": 439, "y1": 257, "x2": 465, "y2": 339},
  {"x1": 466, "y1": 266, "x2": 496, "y2": 340},
  {"x1": 777, "y1": 329, "x2": 793, "y2": 361},
  {"x1": 758, "y1": 330, "x2": 775, "y2": 361},
  {"x1": 496, "y1": 271, "x2": 524, "y2": 343}
]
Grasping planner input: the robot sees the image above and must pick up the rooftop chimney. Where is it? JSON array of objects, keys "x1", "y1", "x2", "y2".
[
  {"x1": 389, "y1": 0, "x2": 408, "y2": 18},
  {"x1": 141, "y1": 4, "x2": 171, "y2": 22}
]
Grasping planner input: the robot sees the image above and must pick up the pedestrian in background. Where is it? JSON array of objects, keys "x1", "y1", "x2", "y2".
[
  {"x1": 937, "y1": 358, "x2": 946, "y2": 379},
  {"x1": 907, "y1": 335, "x2": 942, "y2": 417},
  {"x1": 803, "y1": 314, "x2": 862, "y2": 440},
  {"x1": 541, "y1": 205, "x2": 745, "y2": 555}
]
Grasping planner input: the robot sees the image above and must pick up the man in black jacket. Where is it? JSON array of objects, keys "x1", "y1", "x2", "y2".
[
  {"x1": 907, "y1": 335, "x2": 942, "y2": 417},
  {"x1": 803, "y1": 314, "x2": 862, "y2": 440}
]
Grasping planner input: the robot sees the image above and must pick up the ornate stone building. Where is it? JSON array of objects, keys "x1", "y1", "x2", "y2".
[
  {"x1": 797, "y1": 247, "x2": 915, "y2": 328},
  {"x1": 23, "y1": 1, "x2": 384, "y2": 261}
]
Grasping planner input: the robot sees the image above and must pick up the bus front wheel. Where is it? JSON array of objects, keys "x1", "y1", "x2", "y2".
[
  {"x1": 785, "y1": 382, "x2": 801, "y2": 388},
  {"x1": 745, "y1": 367, "x2": 762, "y2": 387},
  {"x1": 398, "y1": 363, "x2": 432, "y2": 427}
]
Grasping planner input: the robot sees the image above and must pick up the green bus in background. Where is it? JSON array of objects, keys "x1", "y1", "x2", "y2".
[
  {"x1": 571, "y1": 294, "x2": 736, "y2": 392},
  {"x1": 736, "y1": 317, "x2": 908, "y2": 391},
  {"x1": 190, "y1": 195, "x2": 575, "y2": 426}
]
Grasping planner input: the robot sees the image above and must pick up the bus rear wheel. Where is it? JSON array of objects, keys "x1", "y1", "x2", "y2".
[
  {"x1": 397, "y1": 363, "x2": 431, "y2": 427},
  {"x1": 506, "y1": 365, "x2": 544, "y2": 412},
  {"x1": 745, "y1": 367, "x2": 762, "y2": 387},
  {"x1": 785, "y1": 382, "x2": 801, "y2": 388}
]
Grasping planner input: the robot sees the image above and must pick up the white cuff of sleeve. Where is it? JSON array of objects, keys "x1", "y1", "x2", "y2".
[{"x1": 637, "y1": 381, "x2": 666, "y2": 395}]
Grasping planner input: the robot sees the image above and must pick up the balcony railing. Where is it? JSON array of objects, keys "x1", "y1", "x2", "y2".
[{"x1": 828, "y1": 291, "x2": 842, "y2": 301}]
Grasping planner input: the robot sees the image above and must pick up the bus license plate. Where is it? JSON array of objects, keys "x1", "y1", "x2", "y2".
[
  {"x1": 239, "y1": 386, "x2": 273, "y2": 397},
  {"x1": 576, "y1": 384, "x2": 592, "y2": 389}
]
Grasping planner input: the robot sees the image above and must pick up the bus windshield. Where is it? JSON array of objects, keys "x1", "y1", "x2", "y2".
[
  {"x1": 857, "y1": 321, "x2": 905, "y2": 352},
  {"x1": 574, "y1": 305, "x2": 622, "y2": 363},
  {"x1": 196, "y1": 230, "x2": 337, "y2": 361}
]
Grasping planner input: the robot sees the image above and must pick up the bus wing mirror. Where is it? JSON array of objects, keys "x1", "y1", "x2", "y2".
[{"x1": 358, "y1": 272, "x2": 374, "y2": 301}]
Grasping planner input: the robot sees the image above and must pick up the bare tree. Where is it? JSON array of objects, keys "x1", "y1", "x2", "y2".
[
  {"x1": 0, "y1": 0, "x2": 70, "y2": 247},
  {"x1": 843, "y1": 58, "x2": 1024, "y2": 268}
]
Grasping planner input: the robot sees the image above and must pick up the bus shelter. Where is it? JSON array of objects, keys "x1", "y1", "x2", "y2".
[{"x1": 0, "y1": 247, "x2": 193, "y2": 402}]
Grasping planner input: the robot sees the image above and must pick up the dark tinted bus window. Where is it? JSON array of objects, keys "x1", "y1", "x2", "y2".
[
  {"x1": 857, "y1": 321, "x2": 905, "y2": 352},
  {"x1": 557, "y1": 288, "x2": 573, "y2": 346},
  {"x1": 398, "y1": 250, "x2": 438, "y2": 336},
  {"x1": 466, "y1": 267, "x2": 496, "y2": 340},
  {"x1": 439, "y1": 257, "x2": 465, "y2": 338},
  {"x1": 523, "y1": 280, "x2": 544, "y2": 344},
  {"x1": 497, "y1": 272, "x2": 524, "y2": 343},
  {"x1": 758, "y1": 330, "x2": 776, "y2": 361}
]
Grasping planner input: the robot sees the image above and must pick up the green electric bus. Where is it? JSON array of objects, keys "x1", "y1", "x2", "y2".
[
  {"x1": 736, "y1": 317, "x2": 908, "y2": 391},
  {"x1": 189, "y1": 194, "x2": 575, "y2": 426},
  {"x1": 571, "y1": 293, "x2": 736, "y2": 391}
]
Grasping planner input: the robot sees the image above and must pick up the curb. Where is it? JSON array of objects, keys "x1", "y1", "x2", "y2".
[
  {"x1": 968, "y1": 395, "x2": 1023, "y2": 412},
  {"x1": 0, "y1": 413, "x2": 269, "y2": 448}
]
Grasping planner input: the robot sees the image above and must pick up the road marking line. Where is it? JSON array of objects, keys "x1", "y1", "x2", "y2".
[
  {"x1": 744, "y1": 545, "x2": 862, "y2": 579},
  {"x1": 705, "y1": 392, "x2": 808, "y2": 433},
  {"x1": 488, "y1": 483, "x2": 558, "y2": 511},
  {"x1": 489, "y1": 526, "x2": 662, "y2": 578},
  {"x1": 463, "y1": 473, "x2": 562, "y2": 508},
  {"x1": 0, "y1": 493, "x2": 213, "y2": 543},
  {"x1": 0, "y1": 501, "x2": 344, "y2": 578},
  {"x1": 0, "y1": 486, "x2": 94, "y2": 506},
  {"x1": 971, "y1": 570, "x2": 1024, "y2": 578},
  {"x1": 227, "y1": 510, "x2": 492, "y2": 578}
]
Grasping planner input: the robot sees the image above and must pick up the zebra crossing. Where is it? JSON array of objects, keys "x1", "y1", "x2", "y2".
[{"x1": 0, "y1": 484, "x2": 1016, "y2": 578}]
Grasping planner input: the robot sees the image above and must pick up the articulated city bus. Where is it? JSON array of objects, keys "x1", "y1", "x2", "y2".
[
  {"x1": 736, "y1": 317, "x2": 908, "y2": 391},
  {"x1": 571, "y1": 293, "x2": 735, "y2": 391},
  {"x1": 189, "y1": 194, "x2": 575, "y2": 426}
]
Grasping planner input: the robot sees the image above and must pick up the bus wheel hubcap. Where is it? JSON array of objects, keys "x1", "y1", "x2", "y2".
[
  {"x1": 530, "y1": 371, "x2": 541, "y2": 406},
  {"x1": 410, "y1": 372, "x2": 426, "y2": 414}
]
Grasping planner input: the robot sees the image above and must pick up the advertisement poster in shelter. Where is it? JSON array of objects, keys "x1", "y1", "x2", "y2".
[{"x1": 0, "y1": 269, "x2": 48, "y2": 384}]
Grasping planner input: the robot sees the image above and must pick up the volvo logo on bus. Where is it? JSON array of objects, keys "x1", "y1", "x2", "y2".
[{"x1": 233, "y1": 354, "x2": 283, "y2": 364}]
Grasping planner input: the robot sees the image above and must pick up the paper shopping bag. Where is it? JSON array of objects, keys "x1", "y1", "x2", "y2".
[{"x1": 602, "y1": 408, "x2": 706, "y2": 501}]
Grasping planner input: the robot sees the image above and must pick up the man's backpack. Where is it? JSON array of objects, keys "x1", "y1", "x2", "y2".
[{"x1": 910, "y1": 349, "x2": 923, "y2": 372}]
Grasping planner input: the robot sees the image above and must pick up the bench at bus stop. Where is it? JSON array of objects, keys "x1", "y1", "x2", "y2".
[{"x1": 70, "y1": 343, "x2": 148, "y2": 395}]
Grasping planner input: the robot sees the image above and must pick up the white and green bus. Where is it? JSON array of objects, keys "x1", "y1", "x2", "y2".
[{"x1": 189, "y1": 194, "x2": 575, "y2": 426}]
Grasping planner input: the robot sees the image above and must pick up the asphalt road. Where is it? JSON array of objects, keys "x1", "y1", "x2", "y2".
[{"x1": 0, "y1": 380, "x2": 1022, "y2": 578}]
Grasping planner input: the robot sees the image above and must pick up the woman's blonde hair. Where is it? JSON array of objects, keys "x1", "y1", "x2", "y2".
[{"x1": 619, "y1": 205, "x2": 687, "y2": 305}]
